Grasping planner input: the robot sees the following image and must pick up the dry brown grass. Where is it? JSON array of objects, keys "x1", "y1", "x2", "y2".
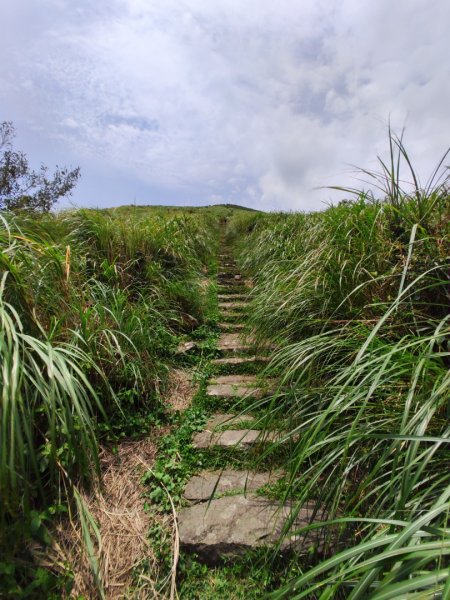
[
  {"x1": 165, "y1": 369, "x2": 196, "y2": 413},
  {"x1": 47, "y1": 368, "x2": 197, "y2": 599},
  {"x1": 51, "y1": 434, "x2": 171, "y2": 599}
]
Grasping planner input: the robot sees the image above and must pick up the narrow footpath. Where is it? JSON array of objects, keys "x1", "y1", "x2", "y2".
[{"x1": 177, "y1": 244, "x2": 325, "y2": 565}]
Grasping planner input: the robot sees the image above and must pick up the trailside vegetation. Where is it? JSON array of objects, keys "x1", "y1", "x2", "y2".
[
  {"x1": 227, "y1": 133, "x2": 449, "y2": 598},
  {"x1": 0, "y1": 205, "x2": 226, "y2": 596}
]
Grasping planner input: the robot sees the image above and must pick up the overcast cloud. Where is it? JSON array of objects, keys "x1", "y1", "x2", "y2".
[{"x1": 1, "y1": 0, "x2": 449, "y2": 210}]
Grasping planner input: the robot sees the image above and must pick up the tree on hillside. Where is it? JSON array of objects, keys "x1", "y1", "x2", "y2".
[{"x1": 0, "y1": 121, "x2": 80, "y2": 212}]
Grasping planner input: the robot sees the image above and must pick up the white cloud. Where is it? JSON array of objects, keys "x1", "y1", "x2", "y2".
[{"x1": 0, "y1": 0, "x2": 449, "y2": 209}]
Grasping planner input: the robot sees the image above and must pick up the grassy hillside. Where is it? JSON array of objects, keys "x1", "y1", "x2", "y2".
[{"x1": 1, "y1": 135, "x2": 448, "y2": 598}]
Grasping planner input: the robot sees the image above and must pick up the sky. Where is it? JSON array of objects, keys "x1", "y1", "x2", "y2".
[{"x1": 1, "y1": 0, "x2": 449, "y2": 211}]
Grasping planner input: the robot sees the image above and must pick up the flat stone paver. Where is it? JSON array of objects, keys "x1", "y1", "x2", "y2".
[
  {"x1": 220, "y1": 312, "x2": 246, "y2": 321},
  {"x1": 217, "y1": 333, "x2": 253, "y2": 352},
  {"x1": 219, "y1": 301, "x2": 247, "y2": 309},
  {"x1": 184, "y1": 469, "x2": 282, "y2": 502},
  {"x1": 178, "y1": 495, "x2": 327, "y2": 563},
  {"x1": 212, "y1": 356, "x2": 270, "y2": 366},
  {"x1": 207, "y1": 375, "x2": 274, "y2": 399},
  {"x1": 192, "y1": 429, "x2": 280, "y2": 449},
  {"x1": 218, "y1": 322, "x2": 245, "y2": 331},
  {"x1": 207, "y1": 384, "x2": 265, "y2": 399},
  {"x1": 218, "y1": 294, "x2": 248, "y2": 300},
  {"x1": 210, "y1": 375, "x2": 260, "y2": 385},
  {"x1": 192, "y1": 429, "x2": 260, "y2": 449},
  {"x1": 205, "y1": 413, "x2": 255, "y2": 429},
  {"x1": 218, "y1": 272, "x2": 242, "y2": 279}
]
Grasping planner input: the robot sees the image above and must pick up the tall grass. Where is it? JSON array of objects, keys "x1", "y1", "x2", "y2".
[
  {"x1": 0, "y1": 206, "x2": 221, "y2": 594},
  {"x1": 232, "y1": 134, "x2": 450, "y2": 597}
]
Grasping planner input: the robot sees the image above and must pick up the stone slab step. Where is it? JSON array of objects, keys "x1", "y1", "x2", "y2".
[
  {"x1": 218, "y1": 322, "x2": 245, "y2": 331},
  {"x1": 205, "y1": 413, "x2": 255, "y2": 429},
  {"x1": 218, "y1": 272, "x2": 242, "y2": 280},
  {"x1": 207, "y1": 384, "x2": 265, "y2": 399},
  {"x1": 178, "y1": 495, "x2": 327, "y2": 564},
  {"x1": 219, "y1": 301, "x2": 247, "y2": 310},
  {"x1": 210, "y1": 374, "x2": 260, "y2": 385},
  {"x1": 218, "y1": 278, "x2": 246, "y2": 286},
  {"x1": 212, "y1": 355, "x2": 270, "y2": 366},
  {"x1": 184, "y1": 469, "x2": 282, "y2": 502},
  {"x1": 220, "y1": 312, "x2": 246, "y2": 322},
  {"x1": 217, "y1": 333, "x2": 253, "y2": 353},
  {"x1": 192, "y1": 429, "x2": 279, "y2": 449},
  {"x1": 217, "y1": 294, "x2": 248, "y2": 301}
]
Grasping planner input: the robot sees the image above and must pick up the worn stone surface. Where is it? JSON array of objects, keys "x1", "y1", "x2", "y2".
[
  {"x1": 176, "y1": 340, "x2": 197, "y2": 354},
  {"x1": 207, "y1": 375, "x2": 273, "y2": 399},
  {"x1": 205, "y1": 413, "x2": 255, "y2": 429},
  {"x1": 192, "y1": 429, "x2": 280, "y2": 449},
  {"x1": 218, "y1": 294, "x2": 248, "y2": 300},
  {"x1": 184, "y1": 470, "x2": 281, "y2": 501},
  {"x1": 219, "y1": 301, "x2": 247, "y2": 310},
  {"x1": 192, "y1": 429, "x2": 260, "y2": 449},
  {"x1": 218, "y1": 271, "x2": 241, "y2": 279},
  {"x1": 220, "y1": 312, "x2": 245, "y2": 322},
  {"x1": 207, "y1": 383, "x2": 264, "y2": 399},
  {"x1": 217, "y1": 333, "x2": 253, "y2": 352},
  {"x1": 218, "y1": 322, "x2": 245, "y2": 331},
  {"x1": 210, "y1": 375, "x2": 259, "y2": 385},
  {"x1": 218, "y1": 277, "x2": 245, "y2": 286},
  {"x1": 212, "y1": 355, "x2": 270, "y2": 366},
  {"x1": 178, "y1": 495, "x2": 326, "y2": 563}
]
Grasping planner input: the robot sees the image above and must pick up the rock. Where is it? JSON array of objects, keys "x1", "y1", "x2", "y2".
[
  {"x1": 184, "y1": 469, "x2": 281, "y2": 501},
  {"x1": 217, "y1": 333, "x2": 253, "y2": 353},
  {"x1": 218, "y1": 322, "x2": 245, "y2": 331},
  {"x1": 178, "y1": 495, "x2": 327, "y2": 564},
  {"x1": 204, "y1": 413, "x2": 255, "y2": 429},
  {"x1": 219, "y1": 301, "x2": 247, "y2": 310},
  {"x1": 212, "y1": 356, "x2": 270, "y2": 366},
  {"x1": 217, "y1": 294, "x2": 248, "y2": 300},
  {"x1": 192, "y1": 429, "x2": 279, "y2": 449},
  {"x1": 176, "y1": 341, "x2": 197, "y2": 354},
  {"x1": 210, "y1": 375, "x2": 260, "y2": 385},
  {"x1": 220, "y1": 311, "x2": 245, "y2": 321},
  {"x1": 207, "y1": 383, "x2": 264, "y2": 399},
  {"x1": 207, "y1": 375, "x2": 272, "y2": 399}
]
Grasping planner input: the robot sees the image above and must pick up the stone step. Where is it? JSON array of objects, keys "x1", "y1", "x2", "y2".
[
  {"x1": 220, "y1": 311, "x2": 246, "y2": 322},
  {"x1": 204, "y1": 413, "x2": 255, "y2": 429},
  {"x1": 218, "y1": 272, "x2": 242, "y2": 280},
  {"x1": 184, "y1": 469, "x2": 282, "y2": 502},
  {"x1": 218, "y1": 277, "x2": 246, "y2": 286},
  {"x1": 218, "y1": 322, "x2": 245, "y2": 331},
  {"x1": 207, "y1": 384, "x2": 264, "y2": 399},
  {"x1": 217, "y1": 294, "x2": 248, "y2": 301},
  {"x1": 218, "y1": 287, "x2": 249, "y2": 296},
  {"x1": 219, "y1": 301, "x2": 248, "y2": 310},
  {"x1": 210, "y1": 375, "x2": 260, "y2": 385},
  {"x1": 192, "y1": 428, "x2": 279, "y2": 450},
  {"x1": 207, "y1": 375, "x2": 264, "y2": 398},
  {"x1": 217, "y1": 333, "x2": 253, "y2": 353},
  {"x1": 178, "y1": 495, "x2": 327, "y2": 564},
  {"x1": 212, "y1": 355, "x2": 270, "y2": 366}
]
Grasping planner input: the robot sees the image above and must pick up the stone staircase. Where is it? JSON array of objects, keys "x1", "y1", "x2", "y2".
[{"x1": 178, "y1": 250, "x2": 325, "y2": 565}]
